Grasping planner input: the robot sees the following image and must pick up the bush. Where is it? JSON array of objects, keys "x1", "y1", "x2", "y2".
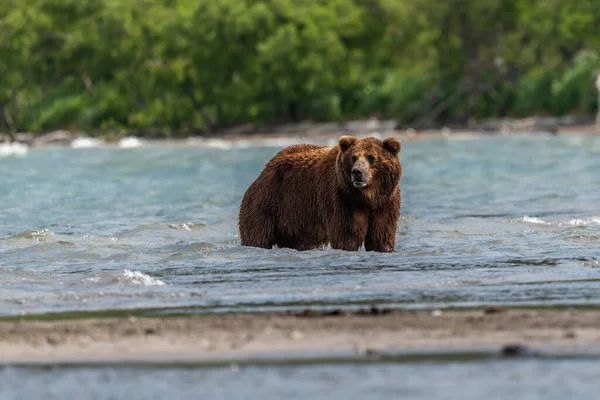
[{"x1": 0, "y1": 0, "x2": 599, "y2": 135}]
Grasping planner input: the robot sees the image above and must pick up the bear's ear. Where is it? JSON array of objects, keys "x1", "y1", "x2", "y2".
[
  {"x1": 338, "y1": 136, "x2": 357, "y2": 152},
  {"x1": 383, "y1": 138, "x2": 401, "y2": 156}
]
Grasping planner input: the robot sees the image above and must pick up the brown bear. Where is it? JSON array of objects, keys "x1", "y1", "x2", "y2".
[{"x1": 238, "y1": 135, "x2": 402, "y2": 252}]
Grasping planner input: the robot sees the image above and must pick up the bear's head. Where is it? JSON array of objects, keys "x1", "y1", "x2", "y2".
[{"x1": 337, "y1": 136, "x2": 402, "y2": 197}]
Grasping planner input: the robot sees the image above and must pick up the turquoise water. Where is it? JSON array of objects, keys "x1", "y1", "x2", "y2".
[
  {"x1": 2, "y1": 358, "x2": 600, "y2": 399},
  {"x1": 0, "y1": 134, "x2": 600, "y2": 316}
]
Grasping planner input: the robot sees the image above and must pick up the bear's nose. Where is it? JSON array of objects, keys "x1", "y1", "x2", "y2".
[{"x1": 351, "y1": 168, "x2": 362, "y2": 177}]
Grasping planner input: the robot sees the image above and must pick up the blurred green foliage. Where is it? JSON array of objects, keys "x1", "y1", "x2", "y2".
[{"x1": 1, "y1": 0, "x2": 599, "y2": 135}]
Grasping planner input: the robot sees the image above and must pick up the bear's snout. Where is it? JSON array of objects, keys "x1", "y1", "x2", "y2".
[{"x1": 351, "y1": 160, "x2": 370, "y2": 188}]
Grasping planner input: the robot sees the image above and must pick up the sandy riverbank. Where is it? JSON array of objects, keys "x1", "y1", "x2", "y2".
[{"x1": 2, "y1": 308, "x2": 600, "y2": 364}]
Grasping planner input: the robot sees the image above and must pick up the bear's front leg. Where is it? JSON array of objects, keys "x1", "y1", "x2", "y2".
[
  {"x1": 329, "y1": 207, "x2": 369, "y2": 251},
  {"x1": 364, "y1": 202, "x2": 400, "y2": 252}
]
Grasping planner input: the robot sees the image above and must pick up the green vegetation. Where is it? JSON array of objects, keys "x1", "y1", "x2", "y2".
[{"x1": 1, "y1": 0, "x2": 599, "y2": 136}]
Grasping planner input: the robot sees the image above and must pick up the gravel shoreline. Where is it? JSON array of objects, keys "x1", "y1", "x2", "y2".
[
  {"x1": 1, "y1": 115, "x2": 599, "y2": 149},
  {"x1": 2, "y1": 308, "x2": 600, "y2": 364}
]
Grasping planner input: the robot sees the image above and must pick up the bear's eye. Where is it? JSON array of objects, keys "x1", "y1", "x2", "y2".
[
  {"x1": 367, "y1": 155, "x2": 376, "y2": 163},
  {"x1": 351, "y1": 155, "x2": 357, "y2": 163}
]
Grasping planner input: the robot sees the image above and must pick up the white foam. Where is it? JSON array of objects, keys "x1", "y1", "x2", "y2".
[
  {"x1": 197, "y1": 138, "x2": 238, "y2": 149},
  {"x1": 118, "y1": 136, "x2": 144, "y2": 148},
  {"x1": 168, "y1": 222, "x2": 205, "y2": 231},
  {"x1": 123, "y1": 269, "x2": 166, "y2": 286},
  {"x1": 9, "y1": 229, "x2": 55, "y2": 239},
  {"x1": 0, "y1": 142, "x2": 28, "y2": 157},
  {"x1": 70, "y1": 137, "x2": 104, "y2": 148},
  {"x1": 29, "y1": 229, "x2": 54, "y2": 237},
  {"x1": 563, "y1": 217, "x2": 600, "y2": 226},
  {"x1": 520, "y1": 216, "x2": 549, "y2": 225},
  {"x1": 519, "y1": 216, "x2": 600, "y2": 227}
]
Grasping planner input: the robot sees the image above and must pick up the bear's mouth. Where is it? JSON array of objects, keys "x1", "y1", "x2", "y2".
[{"x1": 352, "y1": 180, "x2": 368, "y2": 188}]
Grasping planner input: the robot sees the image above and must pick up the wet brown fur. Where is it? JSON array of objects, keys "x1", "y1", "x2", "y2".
[{"x1": 238, "y1": 136, "x2": 402, "y2": 252}]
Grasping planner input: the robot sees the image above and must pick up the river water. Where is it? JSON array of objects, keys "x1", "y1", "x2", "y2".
[
  {"x1": 2, "y1": 357, "x2": 600, "y2": 399},
  {"x1": 2, "y1": 133, "x2": 600, "y2": 398},
  {"x1": 1, "y1": 133, "x2": 600, "y2": 316}
]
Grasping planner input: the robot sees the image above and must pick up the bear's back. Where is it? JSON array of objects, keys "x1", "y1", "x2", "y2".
[{"x1": 267, "y1": 144, "x2": 333, "y2": 171}]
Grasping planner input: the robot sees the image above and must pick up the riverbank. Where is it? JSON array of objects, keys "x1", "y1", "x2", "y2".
[
  {"x1": 1, "y1": 114, "x2": 599, "y2": 149},
  {"x1": 3, "y1": 308, "x2": 600, "y2": 365}
]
